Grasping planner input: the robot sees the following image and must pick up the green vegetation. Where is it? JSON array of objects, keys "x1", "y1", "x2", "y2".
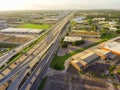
[
  {"x1": 89, "y1": 72, "x2": 106, "y2": 78},
  {"x1": 0, "y1": 53, "x2": 22, "y2": 70},
  {"x1": 0, "y1": 48, "x2": 11, "y2": 56},
  {"x1": 101, "y1": 33, "x2": 119, "y2": 40},
  {"x1": 61, "y1": 42, "x2": 68, "y2": 48},
  {"x1": 60, "y1": 38, "x2": 68, "y2": 48},
  {"x1": 0, "y1": 43, "x2": 18, "y2": 48},
  {"x1": 19, "y1": 23, "x2": 50, "y2": 29},
  {"x1": 70, "y1": 19, "x2": 77, "y2": 26},
  {"x1": 117, "y1": 70, "x2": 120, "y2": 75},
  {"x1": 112, "y1": 83, "x2": 120, "y2": 88},
  {"x1": 109, "y1": 65, "x2": 116, "y2": 76},
  {"x1": 116, "y1": 29, "x2": 120, "y2": 34},
  {"x1": 38, "y1": 77, "x2": 47, "y2": 90},
  {"x1": 72, "y1": 40, "x2": 85, "y2": 46},
  {"x1": 0, "y1": 43, "x2": 18, "y2": 57}
]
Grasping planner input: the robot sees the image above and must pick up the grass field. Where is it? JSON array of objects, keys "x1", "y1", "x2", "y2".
[
  {"x1": 19, "y1": 23, "x2": 50, "y2": 29},
  {"x1": 38, "y1": 77, "x2": 47, "y2": 90}
]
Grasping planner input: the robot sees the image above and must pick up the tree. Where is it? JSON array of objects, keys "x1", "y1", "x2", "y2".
[
  {"x1": 71, "y1": 20, "x2": 77, "y2": 26},
  {"x1": 72, "y1": 40, "x2": 84, "y2": 46},
  {"x1": 92, "y1": 25, "x2": 97, "y2": 31},
  {"x1": 61, "y1": 42, "x2": 68, "y2": 48},
  {"x1": 53, "y1": 63, "x2": 61, "y2": 70},
  {"x1": 88, "y1": 19, "x2": 93, "y2": 25},
  {"x1": 60, "y1": 38, "x2": 64, "y2": 44},
  {"x1": 116, "y1": 29, "x2": 120, "y2": 34},
  {"x1": 100, "y1": 28, "x2": 109, "y2": 35}
]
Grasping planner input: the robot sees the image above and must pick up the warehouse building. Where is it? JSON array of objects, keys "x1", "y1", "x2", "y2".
[
  {"x1": 0, "y1": 28, "x2": 44, "y2": 35},
  {"x1": 95, "y1": 49, "x2": 117, "y2": 60},
  {"x1": 93, "y1": 18, "x2": 105, "y2": 21},
  {"x1": 69, "y1": 30, "x2": 101, "y2": 38},
  {"x1": 80, "y1": 52, "x2": 99, "y2": 65},
  {"x1": 102, "y1": 41, "x2": 120, "y2": 56},
  {"x1": 71, "y1": 52, "x2": 100, "y2": 71},
  {"x1": 0, "y1": 20, "x2": 7, "y2": 29},
  {"x1": 71, "y1": 60, "x2": 84, "y2": 71},
  {"x1": 64, "y1": 36, "x2": 82, "y2": 43}
]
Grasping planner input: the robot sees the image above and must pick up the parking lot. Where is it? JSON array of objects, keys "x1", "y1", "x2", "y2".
[
  {"x1": 57, "y1": 40, "x2": 97, "y2": 56},
  {"x1": 43, "y1": 73, "x2": 108, "y2": 90}
]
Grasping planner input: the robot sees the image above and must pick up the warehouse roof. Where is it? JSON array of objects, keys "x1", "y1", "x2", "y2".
[
  {"x1": 80, "y1": 52, "x2": 99, "y2": 64},
  {"x1": 64, "y1": 36, "x2": 82, "y2": 42},
  {"x1": 75, "y1": 57, "x2": 87, "y2": 66},
  {"x1": 103, "y1": 42, "x2": 120, "y2": 54},
  {"x1": 76, "y1": 62, "x2": 83, "y2": 68},
  {"x1": 0, "y1": 28, "x2": 43, "y2": 34},
  {"x1": 95, "y1": 49, "x2": 111, "y2": 55}
]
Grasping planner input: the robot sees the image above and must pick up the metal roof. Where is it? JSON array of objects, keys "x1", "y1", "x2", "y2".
[
  {"x1": 80, "y1": 52, "x2": 99, "y2": 64},
  {"x1": 76, "y1": 62, "x2": 83, "y2": 68},
  {"x1": 104, "y1": 42, "x2": 120, "y2": 54},
  {"x1": 0, "y1": 28, "x2": 43, "y2": 34},
  {"x1": 95, "y1": 49, "x2": 110, "y2": 55},
  {"x1": 64, "y1": 36, "x2": 82, "y2": 42}
]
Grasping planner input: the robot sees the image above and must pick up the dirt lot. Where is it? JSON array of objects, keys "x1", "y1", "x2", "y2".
[
  {"x1": 4, "y1": 36, "x2": 31, "y2": 44},
  {"x1": 0, "y1": 34, "x2": 12, "y2": 41},
  {"x1": 0, "y1": 34, "x2": 31, "y2": 44}
]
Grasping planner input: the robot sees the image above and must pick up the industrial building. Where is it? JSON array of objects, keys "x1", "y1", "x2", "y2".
[
  {"x1": 93, "y1": 18, "x2": 105, "y2": 21},
  {"x1": 95, "y1": 49, "x2": 117, "y2": 60},
  {"x1": 64, "y1": 36, "x2": 82, "y2": 43},
  {"x1": 71, "y1": 52, "x2": 99, "y2": 71},
  {"x1": 69, "y1": 30, "x2": 101, "y2": 38},
  {"x1": 0, "y1": 28, "x2": 44, "y2": 35},
  {"x1": 0, "y1": 20, "x2": 7, "y2": 29},
  {"x1": 73, "y1": 17, "x2": 86, "y2": 23},
  {"x1": 102, "y1": 41, "x2": 120, "y2": 56}
]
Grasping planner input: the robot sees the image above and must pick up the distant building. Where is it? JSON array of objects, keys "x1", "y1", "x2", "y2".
[
  {"x1": 0, "y1": 20, "x2": 7, "y2": 29},
  {"x1": 73, "y1": 17, "x2": 86, "y2": 23},
  {"x1": 93, "y1": 18, "x2": 105, "y2": 21},
  {"x1": 64, "y1": 36, "x2": 82, "y2": 43},
  {"x1": 43, "y1": 18, "x2": 58, "y2": 24},
  {"x1": 109, "y1": 27, "x2": 117, "y2": 32},
  {"x1": 69, "y1": 30, "x2": 101, "y2": 38}
]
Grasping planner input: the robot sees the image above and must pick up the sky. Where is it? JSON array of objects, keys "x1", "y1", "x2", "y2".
[{"x1": 0, "y1": 0, "x2": 120, "y2": 11}]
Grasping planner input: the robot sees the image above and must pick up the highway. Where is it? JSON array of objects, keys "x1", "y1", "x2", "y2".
[
  {"x1": 0, "y1": 12, "x2": 74, "y2": 90},
  {"x1": 0, "y1": 17, "x2": 64, "y2": 68},
  {"x1": 0, "y1": 24, "x2": 61, "y2": 83},
  {"x1": 19, "y1": 12, "x2": 74, "y2": 90},
  {"x1": 0, "y1": 15, "x2": 63, "y2": 78},
  {"x1": 0, "y1": 31, "x2": 46, "y2": 68}
]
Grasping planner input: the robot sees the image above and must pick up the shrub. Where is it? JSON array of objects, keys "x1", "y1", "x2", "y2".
[
  {"x1": 61, "y1": 42, "x2": 68, "y2": 48},
  {"x1": 72, "y1": 40, "x2": 85, "y2": 46}
]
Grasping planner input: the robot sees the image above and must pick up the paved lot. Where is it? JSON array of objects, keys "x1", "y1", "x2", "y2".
[
  {"x1": 43, "y1": 72, "x2": 109, "y2": 90},
  {"x1": 57, "y1": 40, "x2": 97, "y2": 56}
]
